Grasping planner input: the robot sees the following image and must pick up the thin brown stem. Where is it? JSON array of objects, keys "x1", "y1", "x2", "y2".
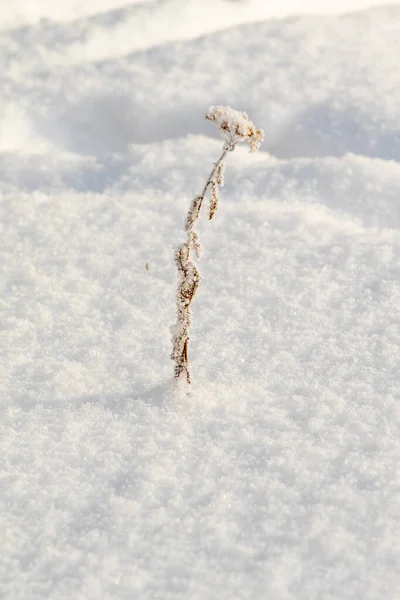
[
  {"x1": 197, "y1": 143, "x2": 232, "y2": 213},
  {"x1": 184, "y1": 339, "x2": 189, "y2": 368},
  {"x1": 171, "y1": 106, "x2": 263, "y2": 387},
  {"x1": 171, "y1": 144, "x2": 232, "y2": 386}
]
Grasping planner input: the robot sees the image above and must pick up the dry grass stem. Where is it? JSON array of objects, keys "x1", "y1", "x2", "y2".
[{"x1": 171, "y1": 106, "x2": 263, "y2": 386}]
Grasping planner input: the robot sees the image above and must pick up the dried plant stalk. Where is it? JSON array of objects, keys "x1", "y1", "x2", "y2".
[{"x1": 171, "y1": 106, "x2": 264, "y2": 386}]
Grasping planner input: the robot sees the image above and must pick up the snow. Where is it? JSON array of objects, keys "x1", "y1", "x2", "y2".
[{"x1": 1, "y1": 1, "x2": 400, "y2": 599}]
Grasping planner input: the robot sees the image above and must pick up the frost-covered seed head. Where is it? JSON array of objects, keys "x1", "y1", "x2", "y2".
[{"x1": 206, "y1": 105, "x2": 264, "y2": 152}]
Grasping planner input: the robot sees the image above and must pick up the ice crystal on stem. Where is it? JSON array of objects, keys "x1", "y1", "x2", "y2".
[{"x1": 171, "y1": 106, "x2": 263, "y2": 387}]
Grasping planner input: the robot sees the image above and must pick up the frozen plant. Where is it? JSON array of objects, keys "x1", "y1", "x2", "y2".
[{"x1": 171, "y1": 105, "x2": 264, "y2": 386}]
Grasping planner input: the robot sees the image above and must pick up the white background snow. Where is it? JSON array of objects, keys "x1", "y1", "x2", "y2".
[{"x1": 1, "y1": 1, "x2": 399, "y2": 598}]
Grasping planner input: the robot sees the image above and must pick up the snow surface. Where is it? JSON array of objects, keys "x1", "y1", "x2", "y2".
[{"x1": 1, "y1": 1, "x2": 400, "y2": 599}]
